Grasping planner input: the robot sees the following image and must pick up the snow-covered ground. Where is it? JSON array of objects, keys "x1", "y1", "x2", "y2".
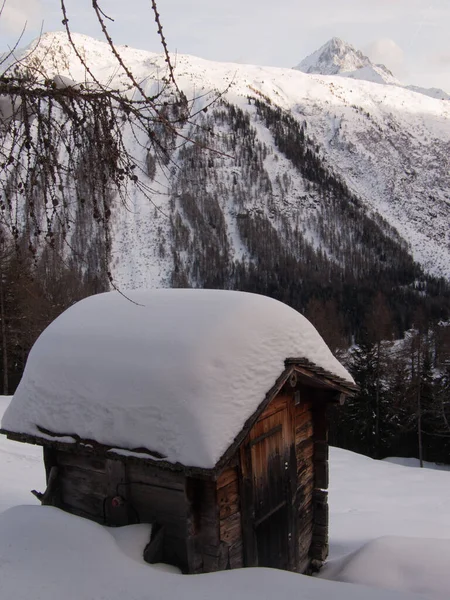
[
  {"x1": 383, "y1": 456, "x2": 450, "y2": 471},
  {"x1": 1, "y1": 395, "x2": 450, "y2": 600},
  {"x1": 322, "y1": 448, "x2": 450, "y2": 598},
  {"x1": 0, "y1": 396, "x2": 43, "y2": 514}
]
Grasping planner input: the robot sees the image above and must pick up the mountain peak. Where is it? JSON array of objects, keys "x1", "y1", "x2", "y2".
[
  {"x1": 294, "y1": 38, "x2": 398, "y2": 85},
  {"x1": 327, "y1": 37, "x2": 356, "y2": 52}
]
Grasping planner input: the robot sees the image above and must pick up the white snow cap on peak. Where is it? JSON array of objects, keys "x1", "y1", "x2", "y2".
[
  {"x1": 294, "y1": 37, "x2": 399, "y2": 85},
  {"x1": 294, "y1": 38, "x2": 450, "y2": 97}
]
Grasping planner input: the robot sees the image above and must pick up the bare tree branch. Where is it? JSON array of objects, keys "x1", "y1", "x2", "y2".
[{"x1": 0, "y1": 0, "x2": 231, "y2": 289}]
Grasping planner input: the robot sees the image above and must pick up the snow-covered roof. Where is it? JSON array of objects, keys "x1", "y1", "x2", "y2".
[{"x1": 2, "y1": 289, "x2": 353, "y2": 469}]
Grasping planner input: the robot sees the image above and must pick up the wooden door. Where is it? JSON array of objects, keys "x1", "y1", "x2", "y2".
[{"x1": 241, "y1": 395, "x2": 296, "y2": 569}]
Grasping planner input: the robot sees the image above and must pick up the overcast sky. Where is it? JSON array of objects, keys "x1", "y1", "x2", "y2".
[{"x1": 1, "y1": 0, "x2": 449, "y2": 91}]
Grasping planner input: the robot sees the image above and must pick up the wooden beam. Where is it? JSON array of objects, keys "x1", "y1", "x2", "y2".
[
  {"x1": 31, "y1": 465, "x2": 59, "y2": 506},
  {"x1": 144, "y1": 524, "x2": 165, "y2": 564},
  {"x1": 249, "y1": 424, "x2": 282, "y2": 447},
  {"x1": 0, "y1": 428, "x2": 215, "y2": 479}
]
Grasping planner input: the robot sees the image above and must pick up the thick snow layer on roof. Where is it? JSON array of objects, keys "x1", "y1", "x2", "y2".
[{"x1": 2, "y1": 289, "x2": 352, "y2": 468}]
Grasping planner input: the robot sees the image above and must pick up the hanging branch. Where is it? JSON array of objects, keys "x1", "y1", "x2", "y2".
[
  {"x1": 150, "y1": 0, "x2": 180, "y2": 93},
  {"x1": 0, "y1": 0, "x2": 235, "y2": 289}
]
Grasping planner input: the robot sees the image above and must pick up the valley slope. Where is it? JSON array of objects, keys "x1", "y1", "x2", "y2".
[{"x1": 6, "y1": 32, "x2": 450, "y2": 339}]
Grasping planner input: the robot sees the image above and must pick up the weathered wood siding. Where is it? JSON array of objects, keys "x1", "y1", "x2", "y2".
[
  {"x1": 39, "y1": 379, "x2": 332, "y2": 575},
  {"x1": 53, "y1": 450, "x2": 108, "y2": 522},
  {"x1": 240, "y1": 393, "x2": 297, "y2": 570},
  {"x1": 294, "y1": 397, "x2": 314, "y2": 573},
  {"x1": 125, "y1": 461, "x2": 188, "y2": 570},
  {"x1": 294, "y1": 389, "x2": 332, "y2": 570},
  {"x1": 185, "y1": 467, "x2": 244, "y2": 574},
  {"x1": 310, "y1": 400, "x2": 329, "y2": 565},
  {"x1": 217, "y1": 467, "x2": 243, "y2": 569},
  {"x1": 186, "y1": 477, "x2": 222, "y2": 573},
  {"x1": 47, "y1": 450, "x2": 190, "y2": 570}
]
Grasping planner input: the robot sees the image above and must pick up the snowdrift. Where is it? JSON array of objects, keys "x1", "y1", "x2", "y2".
[
  {"x1": 0, "y1": 505, "x2": 428, "y2": 600},
  {"x1": 321, "y1": 536, "x2": 450, "y2": 599}
]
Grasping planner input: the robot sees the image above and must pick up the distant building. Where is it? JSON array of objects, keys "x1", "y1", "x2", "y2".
[{"x1": 1, "y1": 289, "x2": 356, "y2": 574}]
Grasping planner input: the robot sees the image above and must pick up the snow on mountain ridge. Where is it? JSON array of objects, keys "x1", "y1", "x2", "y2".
[
  {"x1": 294, "y1": 37, "x2": 449, "y2": 100},
  {"x1": 294, "y1": 37, "x2": 400, "y2": 85},
  {"x1": 9, "y1": 32, "x2": 450, "y2": 285},
  {"x1": 406, "y1": 85, "x2": 450, "y2": 101},
  {"x1": 4, "y1": 31, "x2": 170, "y2": 95}
]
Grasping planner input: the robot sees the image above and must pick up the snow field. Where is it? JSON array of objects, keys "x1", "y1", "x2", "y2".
[
  {"x1": 322, "y1": 535, "x2": 450, "y2": 599},
  {"x1": 2, "y1": 396, "x2": 450, "y2": 599},
  {"x1": 0, "y1": 396, "x2": 43, "y2": 514},
  {"x1": 322, "y1": 447, "x2": 450, "y2": 598}
]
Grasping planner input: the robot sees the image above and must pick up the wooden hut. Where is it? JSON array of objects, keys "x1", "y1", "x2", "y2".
[{"x1": 1, "y1": 289, "x2": 356, "y2": 574}]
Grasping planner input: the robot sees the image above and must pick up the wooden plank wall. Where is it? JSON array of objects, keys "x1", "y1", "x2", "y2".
[
  {"x1": 54, "y1": 450, "x2": 109, "y2": 523},
  {"x1": 185, "y1": 477, "x2": 222, "y2": 573},
  {"x1": 184, "y1": 466, "x2": 244, "y2": 573},
  {"x1": 51, "y1": 450, "x2": 190, "y2": 570},
  {"x1": 310, "y1": 401, "x2": 329, "y2": 566},
  {"x1": 294, "y1": 397, "x2": 315, "y2": 573},
  {"x1": 246, "y1": 393, "x2": 295, "y2": 571},
  {"x1": 217, "y1": 466, "x2": 243, "y2": 569},
  {"x1": 125, "y1": 462, "x2": 189, "y2": 570},
  {"x1": 43, "y1": 388, "x2": 331, "y2": 575}
]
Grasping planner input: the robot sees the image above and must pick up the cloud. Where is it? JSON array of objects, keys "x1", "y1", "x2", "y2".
[
  {"x1": 0, "y1": 0, "x2": 42, "y2": 35},
  {"x1": 364, "y1": 38, "x2": 405, "y2": 73},
  {"x1": 432, "y1": 53, "x2": 450, "y2": 66}
]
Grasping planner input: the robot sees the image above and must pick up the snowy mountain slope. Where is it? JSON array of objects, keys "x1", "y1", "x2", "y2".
[
  {"x1": 7, "y1": 33, "x2": 450, "y2": 293},
  {"x1": 406, "y1": 85, "x2": 450, "y2": 101},
  {"x1": 294, "y1": 37, "x2": 450, "y2": 102}
]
